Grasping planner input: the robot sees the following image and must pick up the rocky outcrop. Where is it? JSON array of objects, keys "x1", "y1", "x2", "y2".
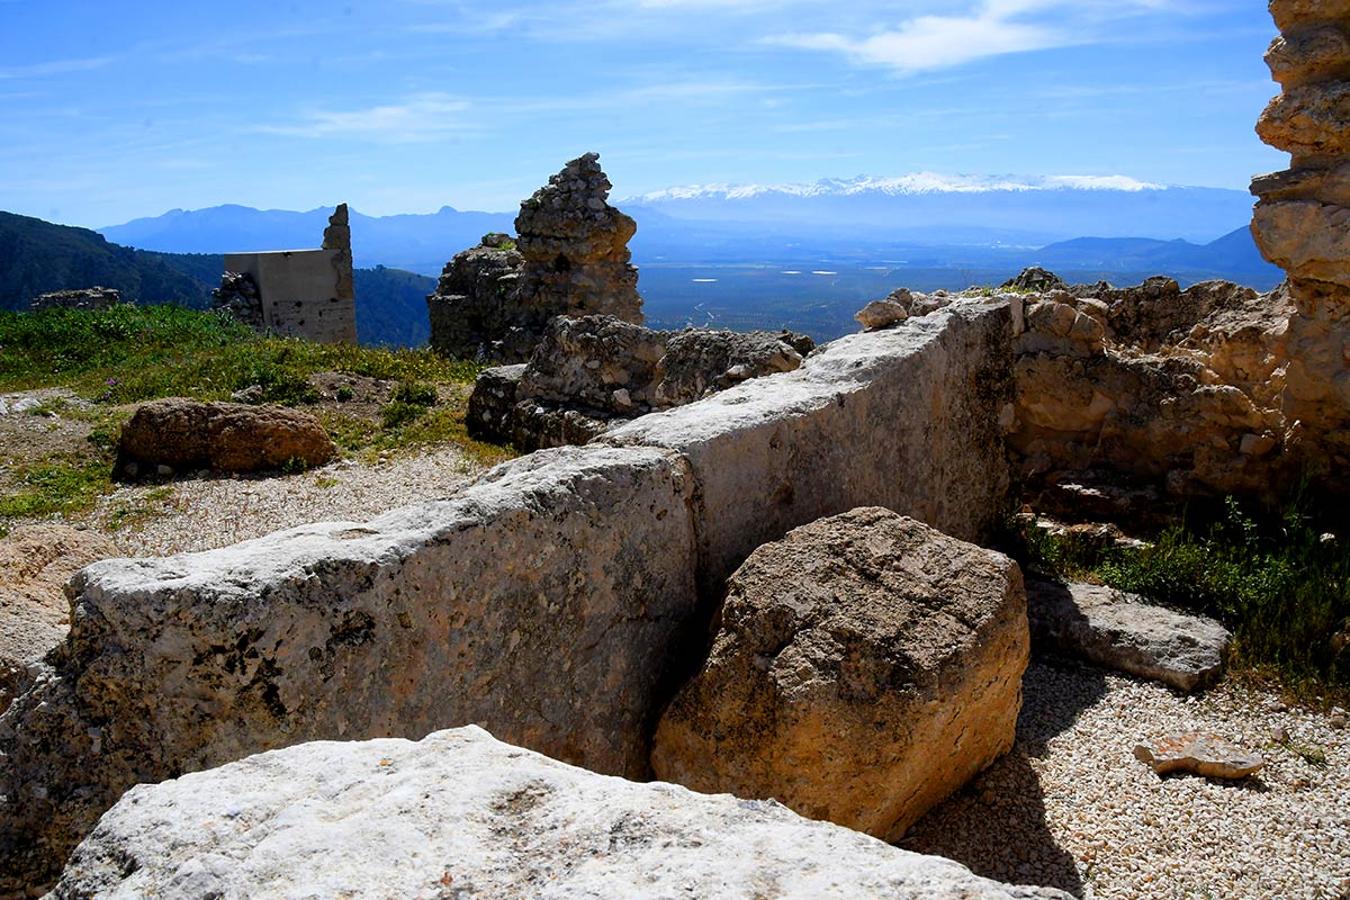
[
  {"x1": 115, "y1": 398, "x2": 337, "y2": 477},
  {"x1": 468, "y1": 314, "x2": 813, "y2": 451},
  {"x1": 0, "y1": 525, "x2": 116, "y2": 712},
  {"x1": 0, "y1": 446, "x2": 699, "y2": 893},
  {"x1": 1250, "y1": 1, "x2": 1350, "y2": 478},
  {"x1": 1026, "y1": 580, "x2": 1230, "y2": 692},
  {"x1": 651, "y1": 508, "x2": 1028, "y2": 842},
  {"x1": 29, "y1": 287, "x2": 122, "y2": 311},
  {"x1": 427, "y1": 154, "x2": 644, "y2": 363},
  {"x1": 52, "y1": 726, "x2": 1069, "y2": 899},
  {"x1": 322, "y1": 202, "x2": 355, "y2": 302}
]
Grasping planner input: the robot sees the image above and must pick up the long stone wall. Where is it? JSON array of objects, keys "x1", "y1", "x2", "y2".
[{"x1": 0, "y1": 298, "x2": 1014, "y2": 893}]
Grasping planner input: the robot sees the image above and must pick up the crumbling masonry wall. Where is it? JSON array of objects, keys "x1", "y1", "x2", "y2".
[
  {"x1": 0, "y1": 298, "x2": 1013, "y2": 893},
  {"x1": 217, "y1": 204, "x2": 357, "y2": 344}
]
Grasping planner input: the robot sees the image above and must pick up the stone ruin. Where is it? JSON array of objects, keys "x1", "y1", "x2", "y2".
[
  {"x1": 28, "y1": 286, "x2": 123, "y2": 311},
  {"x1": 1250, "y1": 0, "x2": 1350, "y2": 481},
  {"x1": 427, "y1": 152, "x2": 643, "y2": 362},
  {"x1": 0, "y1": 7, "x2": 1346, "y2": 895},
  {"x1": 212, "y1": 204, "x2": 357, "y2": 344},
  {"x1": 468, "y1": 315, "x2": 815, "y2": 451}
]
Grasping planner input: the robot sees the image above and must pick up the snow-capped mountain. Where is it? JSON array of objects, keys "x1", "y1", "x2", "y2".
[{"x1": 625, "y1": 174, "x2": 1253, "y2": 245}]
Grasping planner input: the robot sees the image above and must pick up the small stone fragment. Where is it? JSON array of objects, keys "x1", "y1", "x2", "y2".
[
  {"x1": 1133, "y1": 733, "x2": 1265, "y2": 779},
  {"x1": 854, "y1": 298, "x2": 909, "y2": 331},
  {"x1": 1330, "y1": 707, "x2": 1347, "y2": 729}
]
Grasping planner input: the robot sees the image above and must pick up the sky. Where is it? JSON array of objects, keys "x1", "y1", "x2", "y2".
[{"x1": 0, "y1": 0, "x2": 1286, "y2": 228}]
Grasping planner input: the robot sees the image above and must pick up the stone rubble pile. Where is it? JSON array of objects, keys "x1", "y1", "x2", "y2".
[
  {"x1": 467, "y1": 313, "x2": 815, "y2": 451},
  {"x1": 427, "y1": 153, "x2": 644, "y2": 362},
  {"x1": 28, "y1": 286, "x2": 123, "y2": 311},
  {"x1": 209, "y1": 270, "x2": 263, "y2": 327}
]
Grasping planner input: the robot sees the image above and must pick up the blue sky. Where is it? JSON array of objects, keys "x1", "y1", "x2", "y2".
[{"x1": 0, "y1": 0, "x2": 1284, "y2": 227}]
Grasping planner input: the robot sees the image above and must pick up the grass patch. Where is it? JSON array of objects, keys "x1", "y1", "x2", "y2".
[
  {"x1": 0, "y1": 305, "x2": 482, "y2": 403},
  {"x1": 0, "y1": 455, "x2": 110, "y2": 519},
  {"x1": 1009, "y1": 494, "x2": 1349, "y2": 700}
]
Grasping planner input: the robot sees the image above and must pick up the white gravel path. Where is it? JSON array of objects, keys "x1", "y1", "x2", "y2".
[
  {"x1": 94, "y1": 446, "x2": 484, "y2": 557},
  {"x1": 905, "y1": 660, "x2": 1350, "y2": 900}
]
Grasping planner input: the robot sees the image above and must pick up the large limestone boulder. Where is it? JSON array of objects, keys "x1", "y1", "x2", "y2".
[
  {"x1": 52, "y1": 726, "x2": 1069, "y2": 899},
  {"x1": 116, "y1": 398, "x2": 336, "y2": 476},
  {"x1": 651, "y1": 507, "x2": 1029, "y2": 842},
  {"x1": 0, "y1": 525, "x2": 115, "y2": 712}
]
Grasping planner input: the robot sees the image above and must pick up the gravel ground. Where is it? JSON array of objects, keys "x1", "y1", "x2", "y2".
[
  {"x1": 94, "y1": 447, "x2": 485, "y2": 557},
  {"x1": 905, "y1": 659, "x2": 1350, "y2": 900}
]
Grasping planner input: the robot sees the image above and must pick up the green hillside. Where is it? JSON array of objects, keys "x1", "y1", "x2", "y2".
[{"x1": 0, "y1": 211, "x2": 210, "y2": 309}]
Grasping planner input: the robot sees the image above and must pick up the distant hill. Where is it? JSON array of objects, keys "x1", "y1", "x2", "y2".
[
  {"x1": 1028, "y1": 227, "x2": 1283, "y2": 286},
  {"x1": 102, "y1": 204, "x2": 514, "y2": 275},
  {"x1": 0, "y1": 211, "x2": 211, "y2": 310},
  {"x1": 2, "y1": 210, "x2": 436, "y2": 347}
]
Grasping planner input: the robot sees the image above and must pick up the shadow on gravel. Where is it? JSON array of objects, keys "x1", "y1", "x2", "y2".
[{"x1": 900, "y1": 660, "x2": 1109, "y2": 898}]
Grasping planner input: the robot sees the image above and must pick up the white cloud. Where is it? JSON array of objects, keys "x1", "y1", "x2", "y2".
[
  {"x1": 0, "y1": 55, "x2": 117, "y2": 80},
  {"x1": 255, "y1": 93, "x2": 475, "y2": 143},
  {"x1": 766, "y1": 0, "x2": 1170, "y2": 74}
]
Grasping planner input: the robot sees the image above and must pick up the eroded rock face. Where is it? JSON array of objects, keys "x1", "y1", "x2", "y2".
[
  {"x1": 116, "y1": 398, "x2": 336, "y2": 477},
  {"x1": 1026, "y1": 580, "x2": 1230, "y2": 692},
  {"x1": 52, "y1": 726, "x2": 1069, "y2": 899},
  {"x1": 1249, "y1": 2, "x2": 1350, "y2": 477},
  {"x1": 0, "y1": 445, "x2": 699, "y2": 893},
  {"x1": 427, "y1": 154, "x2": 644, "y2": 363},
  {"x1": 0, "y1": 525, "x2": 116, "y2": 713},
  {"x1": 651, "y1": 508, "x2": 1028, "y2": 842},
  {"x1": 209, "y1": 271, "x2": 263, "y2": 328},
  {"x1": 468, "y1": 314, "x2": 813, "y2": 451}
]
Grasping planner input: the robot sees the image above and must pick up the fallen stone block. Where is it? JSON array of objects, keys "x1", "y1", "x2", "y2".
[
  {"x1": 605, "y1": 299, "x2": 1014, "y2": 589},
  {"x1": 52, "y1": 726, "x2": 1070, "y2": 899},
  {"x1": 116, "y1": 398, "x2": 337, "y2": 477},
  {"x1": 652, "y1": 508, "x2": 1029, "y2": 842},
  {"x1": 1026, "y1": 580, "x2": 1229, "y2": 692},
  {"x1": 0, "y1": 444, "x2": 698, "y2": 894},
  {"x1": 1134, "y1": 733, "x2": 1265, "y2": 779}
]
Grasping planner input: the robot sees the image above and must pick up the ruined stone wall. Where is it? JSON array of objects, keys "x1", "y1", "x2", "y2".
[
  {"x1": 427, "y1": 153, "x2": 643, "y2": 362},
  {"x1": 28, "y1": 287, "x2": 123, "y2": 311},
  {"x1": 1250, "y1": 0, "x2": 1350, "y2": 478},
  {"x1": 217, "y1": 205, "x2": 357, "y2": 345},
  {"x1": 0, "y1": 298, "x2": 1014, "y2": 892}
]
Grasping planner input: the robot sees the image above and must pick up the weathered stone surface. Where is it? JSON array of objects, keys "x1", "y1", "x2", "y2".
[
  {"x1": 465, "y1": 362, "x2": 525, "y2": 443},
  {"x1": 116, "y1": 398, "x2": 336, "y2": 476},
  {"x1": 52, "y1": 726, "x2": 1069, "y2": 900},
  {"x1": 1251, "y1": 162, "x2": 1350, "y2": 205},
  {"x1": 0, "y1": 445, "x2": 700, "y2": 893},
  {"x1": 604, "y1": 299, "x2": 1015, "y2": 589},
  {"x1": 29, "y1": 287, "x2": 122, "y2": 311},
  {"x1": 1026, "y1": 580, "x2": 1230, "y2": 692},
  {"x1": 652, "y1": 508, "x2": 1028, "y2": 842},
  {"x1": 1269, "y1": 0, "x2": 1350, "y2": 34},
  {"x1": 520, "y1": 315, "x2": 668, "y2": 412},
  {"x1": 1133, "y1": 734, "x2": 1265, "y2": 779},
  {"x1": 1252, "y1": 199, "x2": 1350, "y2": 288},
  {"x1": 0, "y1": 525, "x2": 115, "y2": 713},
  {"x1": 209, "y1": 271, "x2": 263, "y2": 328},
  {"x1": 1267, "y1": 26, "x2": 1350, "y2": 88},
  {"x1": 1257, "y1": 82, "x2": 1350, "y2": 161}
]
